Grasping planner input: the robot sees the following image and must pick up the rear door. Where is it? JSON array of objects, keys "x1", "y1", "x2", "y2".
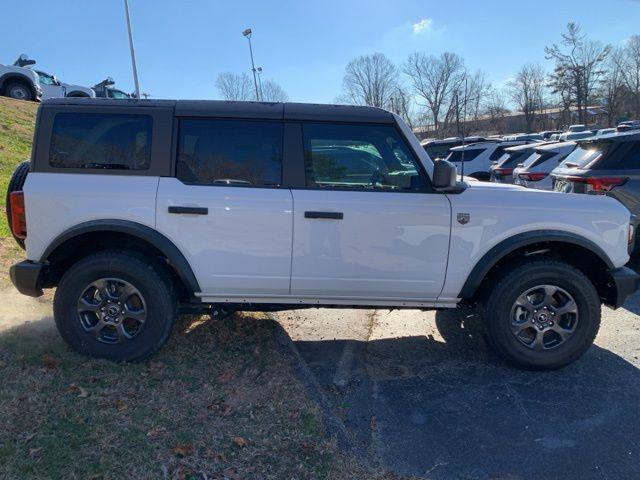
[
  {"x1": 155, "y1": 118, "x2": 293, "y2": 297},
  {"x1": 290, "y1": 122, "x2": 451, "y2": 302}
]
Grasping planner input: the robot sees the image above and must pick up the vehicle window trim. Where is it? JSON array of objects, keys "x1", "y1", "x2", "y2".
[
  {"x1": 173, "y1": 117, "x2": 286, "y2": 189},
  {"x1": 298, "y1": 121, "x2": 434, "y2": 194}
]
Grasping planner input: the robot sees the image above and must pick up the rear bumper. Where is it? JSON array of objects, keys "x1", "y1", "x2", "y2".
[
  {"x1": 10, "y1": 260, "x2": 44, "y2": 297},
  {"x1": 607, "y1": 266, "x2": 640, "y2": 309}
]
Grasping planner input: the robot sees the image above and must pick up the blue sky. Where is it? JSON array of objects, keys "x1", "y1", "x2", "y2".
[{"x1": 2, "y1": 0, "x2": 638, "y2": 102}]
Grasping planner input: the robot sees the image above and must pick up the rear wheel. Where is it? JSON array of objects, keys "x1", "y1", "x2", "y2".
[
  {"x1": 54, "y1": 252, "x2": 177, "y2": 361},
  {"x1": 5, "y1": 82, "x2": 33, "y2": 101},
  {"x1": 483, "y1": 259, "x2": 601, "y2": 370},
  {"x1": 5, "y1": 160, "x2": 30, "y2": 249}
]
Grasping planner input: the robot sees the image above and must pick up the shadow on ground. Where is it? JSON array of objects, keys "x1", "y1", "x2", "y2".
[{"x1": 292, "y1": 308, "x2": 640, "y2": 480}]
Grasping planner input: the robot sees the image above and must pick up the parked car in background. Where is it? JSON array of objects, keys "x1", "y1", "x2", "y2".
[
  {"x1": 0, "y1": 54, "x2": 42, "y2": 101},
  {"x1": 93, "y1": 77, "x2": 132, "y2": 99},
  {"x1": 504, "y1": 133, "x2": 544, "y2": 142},
  {"x1": 513, "y1": 141, "x2": 576, "y2": 190},
  {"x1": 617, "y1": 121, "x2": 640, "y2": 132},
  {"x1": 559, "y1": 131, "x2": 594, "y2": 141},
  {"x1": 552, "y1": 132, "x2": 640, "y2": 233},
  {"x1": 596, "y1": 128, "x2": 616, "y2": 136},
  {"x1": 568, "y1": 124, "x2": 588, "y2": 132},
  {"x1": 35, "y1": 69, "x2": 94, "y2": 99},
  {"x1": 421, "y1": 136, "x2": 487, "y2": 161},
  {"x1": 540, "y1": 130, "x2": 563, "y2": 140},
  {"x1": 447, "y1": 140, "x2": 531, "y2": 180},
  {"x1": 490, "y1": 143, "x2": 540, "y2": 184}
]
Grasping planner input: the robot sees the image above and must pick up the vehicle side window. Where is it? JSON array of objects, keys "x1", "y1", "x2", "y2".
[
  {"x1": 447, "y1": 149, "x2": 483, "y2": 162},
  {"x1": 302, "y1": 123, "x2": 426, "y2": 191},
  {"x1": 489, "y1": 146, "x2": 506, "y2": 161},
  {"x1": 177, "y1": 119, "x2": 283, "y2": 187},
  {"x1": 595, "y1": 141, "x2": 640, "y2": 170},
  {"x1": 49, "y1": 113, "x2": 152, "y2": 170}
]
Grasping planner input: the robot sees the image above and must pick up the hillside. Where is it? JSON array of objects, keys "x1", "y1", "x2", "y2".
[{"x1": 0, "y1": 97, "x2": 37, "y2": 238}]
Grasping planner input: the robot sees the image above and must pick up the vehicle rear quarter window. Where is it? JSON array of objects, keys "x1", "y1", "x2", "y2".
[
  {"x1": 594, "y1": 141, "x2": 640, "y2": 170},
  {"x1": 302, "y1": 123, "x2": 427, "y2": 191},
  {"x1": 177, "y1": 119, "x2": 283, "y2": 187},
  {"x1": 49, "y1": 113, "x2": 152, "y2": 170}
]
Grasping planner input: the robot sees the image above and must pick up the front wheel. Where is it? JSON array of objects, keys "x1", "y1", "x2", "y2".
[
  {"x1": 483, "y1": 259, "x2": 601, "y2": 370},
  {"x1": 5, "y1": 82, "x2": 33, "y2": 101},
  {"x1": 54, "y1": 252, "x2": 177, "y2": 361}
]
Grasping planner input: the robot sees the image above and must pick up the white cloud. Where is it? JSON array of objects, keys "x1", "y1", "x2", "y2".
[{"x1": 412, "y1": 18, "x2": 433, "y2": 35}]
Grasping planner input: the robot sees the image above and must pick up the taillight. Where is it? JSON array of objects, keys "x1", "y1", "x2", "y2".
[
  {"x1": 9, "y1": 191, "x2": 27, "y2": 239},
  {"x1": 494, "y1": 168, "x2": 514, "y2": 175},
  {"x1": 518, "y1": 172, "x2": 548, "y2": 182},
  {"x1": 564, "y1": 175, "x2": 627, "y2": 193}
]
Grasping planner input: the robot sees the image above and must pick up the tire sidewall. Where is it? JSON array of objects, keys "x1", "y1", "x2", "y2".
[
  {"x1": 7, "y1": 83, "x2": 32, "y2": 101},
  {"x1": 486, "y1": 262, "x2": 600, "y2": 369},
  {"x1": 54, "y1": 254, "x2": 175, "y2": 361}
]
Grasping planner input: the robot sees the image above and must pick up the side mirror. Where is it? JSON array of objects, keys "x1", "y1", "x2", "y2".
[{"x1": 432, "y1": 159, "x2": 457, "y2": 189}]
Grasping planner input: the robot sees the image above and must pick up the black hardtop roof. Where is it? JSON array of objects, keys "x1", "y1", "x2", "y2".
[{"x1": 40, "y1": 98, "x2": 396, "y2": 124}]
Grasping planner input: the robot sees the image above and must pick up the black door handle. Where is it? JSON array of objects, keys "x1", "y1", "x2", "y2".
[
  {"x1": 304, "y1": 211, "x2": 343, "y2": 220},
  {"x1": 168, "y1": 206, "x2": 208, "y2": 215}
]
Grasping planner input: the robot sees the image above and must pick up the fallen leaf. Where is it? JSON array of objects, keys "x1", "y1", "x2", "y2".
[
  {"x1": 218, "y1": 371, "x2": 233, "y2": 384},
  {"x1": 41, "y1": 354, "x2": 58, "y2": 370},
  {"x1": 29, "y1": 447, "x2": 42, "y2": 457},
  {"x1": 171, "y1": 444, "x2": 195, "y2": 457},
  {"x1": 146, "y1": 426, "x2": 167, "y2": 438},
  {"x1": 232, "y1": 436, "x2": 248, "y2": 448},
  {"x1": 66, "y1": 384, "x2": 89, "y2": 398}
]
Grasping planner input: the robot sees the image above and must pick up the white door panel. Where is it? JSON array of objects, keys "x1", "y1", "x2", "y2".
[
  {"x1": 290, "y1": 190, "x2": 451, "y2": 299},
  {"x1": 156, "y1": 178, "x2": 293, "y2": 295}
]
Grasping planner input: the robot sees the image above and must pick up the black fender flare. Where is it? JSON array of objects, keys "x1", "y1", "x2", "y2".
[
  {"x1": 40, "y1": 219, "x2": 201, "y2": 295},
  {"x1": 458, "y1": 229, "x2": 615, "y2": 299}
]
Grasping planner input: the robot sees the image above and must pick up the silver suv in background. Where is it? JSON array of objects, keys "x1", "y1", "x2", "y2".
[
  {"x1": 0, "y1": 55, "x2": 42, "y2": 101},
  {"x1": 513, "y1": 141, "x2": 576, "y2": 190}
]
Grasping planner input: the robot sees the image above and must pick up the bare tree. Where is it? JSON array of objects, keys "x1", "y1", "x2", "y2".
[
  {"x1": 215, "y1": 72, "x2": 254, "y2": 101},
  {"x1": 404, "y1": 52, "x2": 465, "y2": 133},
  {"x1": 545, "y1": 22, "x2": 612, "y2": 124},
  {"x1": 601, "y1": 48, "x2": 626, "y2": 126},
  {"x1": 340, "y1": 53, "x2": 399, "y2": 108},
  {"x1": 619, "y1": 35, "x2": 640, "y2": 117},
  {"x1": 508, "y1": 63, "x2": 546, "y2": 132},
  {"x1": 483, "y1": 86, "x2": 510, "y2": 134},
  {"x1": 260, "y1": 79, "x2": 289, "y2": 102}
]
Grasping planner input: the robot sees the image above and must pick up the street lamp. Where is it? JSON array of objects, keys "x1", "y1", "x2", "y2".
[
  {"x1": 124, "y1": 0, "x2": 141, "y2": 99},
  {"x1": 242, "y1": 28, "x2": 260, "y2": 101}
]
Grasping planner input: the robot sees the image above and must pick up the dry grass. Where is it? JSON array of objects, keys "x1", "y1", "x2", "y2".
[{"x1": 0, "y1": 309, "x2": 400, "y2": 480}]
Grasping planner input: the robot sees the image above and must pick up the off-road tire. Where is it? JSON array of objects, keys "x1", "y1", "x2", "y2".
[
  {"x1": 483, "y1": 259, "x2": 601, "y2": 370},
  {"x1": 5, "y1": 82, "x2": 33, "y2": 101},
  {"x1": 54, "y1": 251, "x2": 177, "y2": 361},
  {"x1": 5, "y1": 160, "x2": 30, "y2": 249}
]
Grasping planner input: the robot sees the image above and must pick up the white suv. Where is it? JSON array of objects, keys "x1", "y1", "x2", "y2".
[
  {"x1": 0, "y1": 55, "x2": 42, "y2": 101},
  {"x1": 446, "y1": 140, "x2": 533, "y2": 180},
  {"x1": 35, "y1": 70, "x2": 95, "y2": 99},
  {"x1": 7, "y1": 99, "x2": 639, "y2": 370}
]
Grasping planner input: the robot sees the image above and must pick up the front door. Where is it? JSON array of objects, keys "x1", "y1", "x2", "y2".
[
  {"x1": 155, "y1": 118, "x2": 293, "y2": 297},
  {"x1": 290, "y1": 123, "x2": 451, "y2": 301}
]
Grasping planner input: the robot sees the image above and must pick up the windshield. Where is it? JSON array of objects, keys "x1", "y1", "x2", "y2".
[
  {"x1": 497, "y1": 149, "x2": 534, "y2": 167},
  {"x1": 108, "y1": 89, "x2": 130, "y2": 99},
  {"x1": 559, "y1": 144, "x2": 604, "y2": 168}
]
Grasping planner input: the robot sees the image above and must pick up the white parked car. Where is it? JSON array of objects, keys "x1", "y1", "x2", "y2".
[
  {"x1": 6, "y1": 99, "x2": 639, "y2": 370},
  {"x1": 0, "y1": 55, "x2": 42, "y2": 101},
  {"x1": 35, "y1": 70, "x2": 94, "y2": 99},
  {"x1": 559, "y1": 131, "x2": 594, "y2": 141},
  {"x1": 446, "y1": 140, "x2": 533, "y2": 180},
  {"x1": 513, "y1": 141, "x2": 577, "y2": 190}
]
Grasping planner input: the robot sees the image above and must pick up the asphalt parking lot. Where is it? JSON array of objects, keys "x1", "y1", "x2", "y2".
[{"x1": 277, "y1": 290, "x2": 640, "y2": 479}]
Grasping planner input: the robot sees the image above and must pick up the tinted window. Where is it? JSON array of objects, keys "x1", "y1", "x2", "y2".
[
  {"x1": 489, "y1": 146, "x2": 509, "y2": 161},
  {"x1": 498, "y1": 149, "x2": 534, "y2": 167},
  {"x1": 526, "y1": 151, "x2": 557, "y2": 169},
  {"x1": 425, "y1": 143, "x2": 459, "y2": 159},
  {"x1": 177, "y1": 119, "x2": 283, "y2": 186},
  {"x1": 560, "y1": 143, "x2": 607, "y2": 168},
  {"x1": 303, "y1": 123, "x2": 426, "y2": 191},
  {"x1": 49, "y1": 113, "x2": 152, "y2": 170},
  {"x1": 595, "y1": 141, "x2": 640, "y2": 170},
  {"x1": 447, "y1": 148, "x2": 483, "y2": 162}
]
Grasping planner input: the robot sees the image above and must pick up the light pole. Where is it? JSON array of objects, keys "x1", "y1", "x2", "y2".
[
  {"x1": 124, "y1": 0, "x2": 140, "y2": 99},
  {"x1": 242, "y1": 28, "x2": 260, "y2": 101},
  {"x1": 256, "y1": 66, "x2": 264, "y2": 101}
]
